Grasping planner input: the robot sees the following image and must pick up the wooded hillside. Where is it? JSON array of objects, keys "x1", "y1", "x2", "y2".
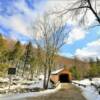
[{"x1": 0, "y1": 34, "x2": 100, "y2": 81}]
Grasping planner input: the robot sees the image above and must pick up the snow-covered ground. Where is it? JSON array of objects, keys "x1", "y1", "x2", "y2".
[
  {"x1": 0, "y1": 76, "x2": 100, "y2": 100},
  {"x1": 73, "y1": 78, "x2": 100, "y2": 100},
  {"x1": 0, "y1": 75, "x2": 53, "y2": 94},
  {"x1": 0, "y1": 88, "x2": 59, "y2": 100},
  {"x1": 0, "y1": 75, "x2": 54, "y2": 100}
]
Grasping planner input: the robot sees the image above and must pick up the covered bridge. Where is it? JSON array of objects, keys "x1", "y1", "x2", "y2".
[{"x1": 50, "y1": 68, "x2": 72, "y2": 84}]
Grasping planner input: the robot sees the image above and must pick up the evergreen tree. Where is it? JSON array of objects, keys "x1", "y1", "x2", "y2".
[
  {"x1": 22, "y1": 42, "x2": 33, "y2": 77},
  {"x1": 0, "y1": 34, "x2": 7, "y2": 63},
  {"x1": 8, "y1": 41, "x2": 22, "y2": 65},
  {"x1": 88, "y1": 58, "x2": 97, "y2": 77},
  {"x1": 70, "y1": 66, "x2": 80, "y2": 80},
  {"x1": 96, "y1": 58, "x2": 100, "y2": 76}
]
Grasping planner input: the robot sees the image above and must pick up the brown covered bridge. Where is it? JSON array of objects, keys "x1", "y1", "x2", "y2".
[
  {"x1": 10, "y1": 68, "x2": 86, "y2": 100},
  {"x1": 50, "y1": 67, "x2": 72, "y2": 86}
]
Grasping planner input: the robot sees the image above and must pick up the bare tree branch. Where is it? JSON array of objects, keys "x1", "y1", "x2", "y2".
[
  {"x1": 52, "y1": 0, "x2": 100, "y2": 25},
  {"x1": 32, "y1": 14, "x2": 71, "y2": 89}
]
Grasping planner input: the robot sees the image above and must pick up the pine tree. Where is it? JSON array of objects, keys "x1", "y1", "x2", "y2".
[
  {"x1": 0, "y1": 34, "x2": 8, "y2": 63},
  {"x1": 96, "y1": 58, "x2": 100, "y2": 76},
  {"x1": 89, "y1": 58, "x2": 97, "y2": 77},
  {"x1": 22, "y1": 42, "x2": 33, "y2": 77},
  {"x1": 8, "y1": 41, "x2": 22, "y2": 65},
  {"x1": 70, "y1": 66, "x2": 80, "y2": 80}
]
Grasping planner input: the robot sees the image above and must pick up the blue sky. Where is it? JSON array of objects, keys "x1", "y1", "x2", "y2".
[
  {"x1": 0, "y1": 0, "x2": 100, "y2": 59},
  {"x1": 60, "y1": 26, "x2": 100, "y2": 55}
]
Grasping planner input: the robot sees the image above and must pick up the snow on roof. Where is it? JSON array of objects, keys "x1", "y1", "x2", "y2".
[{"x1": 51, "y1": 68, "x2": 64, "y2": 74}]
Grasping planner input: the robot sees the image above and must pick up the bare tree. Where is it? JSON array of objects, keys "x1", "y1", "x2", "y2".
[
  {"x1": 32, "y1": 14, "x2": 71, "y2": 89},
  {"x1": 55, "y1": 0, "x2": 100, "y2": 25}
]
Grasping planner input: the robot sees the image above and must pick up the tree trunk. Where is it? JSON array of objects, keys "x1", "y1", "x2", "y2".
[
  {"x1": 43, "y1": 65, "x2": 47, "y2": 89},
  {"x1": 46, "y1": 67, "x2": 51, "y2": 89},
  {"x1": 87, "y1": 0, "x2": 100, "y2": 24}
]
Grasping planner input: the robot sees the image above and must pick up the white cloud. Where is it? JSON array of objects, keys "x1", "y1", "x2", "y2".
[
  {"x1": 0, "y1": 0, "x2": 44, "y2": 39},
  {"x1": 75, "y1": 39, "x2": 100, "y2": 59},
  {"x1": 43, "y1": 0, "x2": 97, "y2": 44},
  {"x1": 9, "y1": 16, "x2": 31, "y2": 36},
  {"x1": 13, "y1": 0, "x2": 37, "y2": 20},
  {"x1": 45, "y1": 0, "x2": 96, "y2": 26},
  {"x1": 65, "y1": 27, "x2": 86, "y2": 44},
  {"x1": 0, "y1": 15, "x2": 32, "y2": 37},
  {"x1": 0, "y1": 0, "x2": 99, "y2": 44}
]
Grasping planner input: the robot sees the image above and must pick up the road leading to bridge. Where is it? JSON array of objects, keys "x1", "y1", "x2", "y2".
[{"x1": 20, "y1": 84, "x2": 86, "y2": 100}]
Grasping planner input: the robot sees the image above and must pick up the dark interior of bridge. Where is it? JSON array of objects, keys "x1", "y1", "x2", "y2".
[{"x1": 59, "y1": 74, "x2": 70, "y2": 83}]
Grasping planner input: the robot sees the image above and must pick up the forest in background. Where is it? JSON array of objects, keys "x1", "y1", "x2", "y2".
[{"x1": 0, "y1": 34, "x2": 100, "y2": 88}]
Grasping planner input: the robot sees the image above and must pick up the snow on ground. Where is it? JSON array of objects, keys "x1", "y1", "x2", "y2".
[
  {"x1": 0, "y1": 75, "x2": 54, "y2": 100},
  {"x1": 81, "y1": 86, "x2": 100, "y2": 100},
  {"x1": 73, "y1": 79, "x2": 91, "y2": 85},
  {"x1": 0, "y1": 88, "x2": 59, "y2": 100},
  {"x1": 73, "y1": 78, "x2": 100, "y2": 85},
  {"x1": 1, "y1": 76, "x2": 100, "y2": 100},
  {"x1": 0, "y1": 78, "x2": 9, "y2": 82},
  {"x1": 73, "y1": 78, "x2": 100, "y2": 100},
  {"x1": 0, "y1": 75, "x2": 52, "y2": 92}
]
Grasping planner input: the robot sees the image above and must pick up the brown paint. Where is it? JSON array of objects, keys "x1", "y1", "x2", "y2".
[{"x1": 50, "y1": 68, "x2": 72, "y2": 84}]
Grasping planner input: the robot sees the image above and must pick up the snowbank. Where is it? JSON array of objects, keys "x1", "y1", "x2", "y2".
[
  {"x1": 73, "y1": 78, "x2": 100, "y2": 100},
  {"x1": 81, "y1": 86, "x2": 100, "y2": 100},
  {"x1": 73, "y1": 79, "x2": 91, "y2": 85},
  {"x1": 0, "y1": 75, "x2": 53, "y2": 94},
  {"x1": 0, "y1": 88, "x2": 58, "y2": 100},
  {"x1": 0, "y1": 75, "x2": 54, "y2": 100}
]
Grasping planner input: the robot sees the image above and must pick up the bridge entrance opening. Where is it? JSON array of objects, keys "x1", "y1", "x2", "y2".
[{"x1": 59, "y1": 74, "x2": 70, "y2": 83}]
